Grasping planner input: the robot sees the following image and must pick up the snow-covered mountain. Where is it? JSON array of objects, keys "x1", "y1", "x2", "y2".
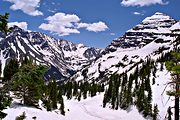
[
  {"x1": 104, "y1": 12, "x2": 177, "y2": 53},
  {"x1": 71, "y1": 12, "x2": 180, "y2": 82},
  {"x1": 0, "y1": 26, "x2": 101, "y2": 80}
]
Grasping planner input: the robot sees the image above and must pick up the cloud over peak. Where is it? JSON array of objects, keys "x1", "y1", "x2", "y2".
[
  {"x1": 39, "y1": 13, "x2": 81, "y2": 36},
  {"x1": 121, "y1": 0, "x2": 168, "y2": 7},
  {"x1": 4, "y1": 0, "x2": 43, "y2": 16},
  {"x1": 8, "y1": 21, "x2": 28, "y2": 30},
  {"x1": 39, "y1": 12, "x2": 108, "y2": 36}
]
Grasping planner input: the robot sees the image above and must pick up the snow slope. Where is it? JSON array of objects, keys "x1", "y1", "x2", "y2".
[
  {"x1": 72, "y1": 35, "x2": 176, "y2": 82},
  {"x1": 151, "y1": 64, "x2": 174, "y2": 119},
  {"x1": 3, "y1": 94, "x2": 145, "y2": 120}
]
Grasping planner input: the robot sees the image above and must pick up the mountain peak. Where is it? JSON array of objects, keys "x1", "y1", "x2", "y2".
[
  {"x1": 104, "y1": 12, "x2": 179, "y2": 53},
  {"x1": 154, "y1": 12, "x2": 165, "y2": 15},
  {"x1": 11, "y1": 25, "x2": 24, "y2": 31},
  {"x1": 142, "y1": 12, "x2": 174, "y2": 23}
]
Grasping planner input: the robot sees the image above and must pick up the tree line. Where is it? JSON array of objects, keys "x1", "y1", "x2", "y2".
[{"x1": 103, "y1": 57, "x2": 159, "y2": 118}]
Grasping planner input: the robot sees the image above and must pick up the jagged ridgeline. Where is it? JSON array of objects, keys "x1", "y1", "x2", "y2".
[{"x1": 0, "y1": 26, "x2": 101, "y2": 80}]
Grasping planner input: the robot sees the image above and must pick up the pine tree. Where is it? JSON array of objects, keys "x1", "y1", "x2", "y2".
[
  {"x1": 44, "y1": 99, "x2": 52, "y2": 111},
  {"x1": 90, "y1": 81, "x2": 97, "y2": 97},
  {"x1": 48, "y1": 79, "x2": 58, "y2": 109},
  {"x1": 160, "y1": 62, "x2": 164, "y2": 71},
  {"x1": 59, "y1": 97, "x2": 65, "y2": 115},
  {"x1": 0, "y1": 77, "x2": 12, "y2": 119},
  {"x1": 136, "y1": 80, "x2": 145, "y2": 112},
  {"x1": 3, "y1": 59, "x2": 19, "y2": 82},
  {"x1": 127, "y1": 74, "x2": 133, "y2": 106},
  {"x1": 15, "y1": 112, "x2": 26, "y2": 120},
  {"x1": 152, "y1": 77, "x2": 155, "y2": 85},
  {"x1": 78, "y1": 91, "x2": 81, "y2": 101},
  {"x1": 0, "y1": 111, "x2": 7, "y2": 119},
  {"x1": 165, "y1": 51, "x2": 180, "y2": 120},
  {"x1": 11, "y1": 59, "x2": 48, "y2": 106},
  {"x1": 152, "y1": 104, "x2": 159, "y2": 120},
  {"x1": 0, "y1": 13, "x2": 11, "y2": 35},
  {"x1": 101, "y1": 83, "x2": 105, "y2": 92},
  {"x1": 134, "y1": 65, "x2": 139, "y2": 89},
  {"x1": 73, "y1": 81, "x2": 78, "y2": 97},
  {"x1": 103, "y1": 89, "x2": 108, "y2": 108},
  {"x1": 66, "y1": 81, "x2": 72, "y2": 99}
]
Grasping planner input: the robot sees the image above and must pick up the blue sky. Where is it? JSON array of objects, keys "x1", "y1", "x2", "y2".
[{"x1": 0, "y1": 0, "x2": 180, "y2": 48}]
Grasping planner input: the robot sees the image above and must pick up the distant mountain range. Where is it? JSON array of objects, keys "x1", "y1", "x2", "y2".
[
  {"x1": 0, "y1": 26, "x2": 101, "y2": 80},
  {"x1": 0, "y1": 12, "x2": 180, "y2": 81}
]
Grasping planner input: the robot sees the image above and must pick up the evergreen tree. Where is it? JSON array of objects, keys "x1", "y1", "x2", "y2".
[
  {"x1": 83, "y1": 81, "x2": 88, "y2": 99},
  {"x1": 11, "y1": 59, "x2": 48, "y2": 106},
  {"x1": 90, "y1": 81, "x2": 97, "y2": 97},
  {"x1": 165, "y1": 51, "x2": 180, "y2": 120},
  {"x1": 77, "y1": 91, "x2": 81, "y2": 101},
  {"x1": 15, "y1": 112, "x2": 26, "y2": 120},
  {"x1": 0, "y1": 111, "x2": 7, "y2": 119},
  {"x1": 160, "y1": 62, "x2": 164, "y2": 71},
  {"x1": 44, "y1": 99, "x2": 52, "y2": 111},
  {"x1": 0, "y1": 75, "x2": 12, "y2": 119},
  {"x1": 103, "y1": 89, "x2": 108, "y2": 108},
  {"x1": 152, "y1": 64, "x2": 157, "y2": 78},
  {"x1": 48, "y1": 79, "x2": 58, "y2": 109},
  {"x1": 66, "y1": 81, "x2": 72, "y2": 99},
  {"x1": 134, "y1": 65, "x2": 139, "y2": 89},
  {"x1": 59, "y1": 97, "x2": 65, "y2": 115},
  {"x1": 152, "y1": 77, "x2": 155, "y2": 85},
  {"x1": 127, "y1": 74, "x2": 133, "y2": 106},
  {"x1": 101, "y1": 83, "x2": 105, "y2": 92},
  {"x1": 0, "y1": 13, "x2": 11, "y2": 35},
  {"x1": 152, "y1": 104, "x2": 159, "y2": 120},
  {"x1": 3, "y1": 59, "x2": 19, "y2": 82},
  {"x1": 136, "y1": 80, "x2": 145, "y2": 112},
  {"x1": 73, "y1": 81, "x2": 78, "y2": 97}
]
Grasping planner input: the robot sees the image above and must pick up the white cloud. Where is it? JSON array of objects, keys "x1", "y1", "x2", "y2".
[
  {"x1": 39, "y1": 13, "x2": 81, "y2": 36},
  {"x1": 39, "y1": 12, "x2": 108, "y2": 36},
  {"x1": 8, "y1": 22, "x2": 28, "y2": 30},
  {"x1": 121, "y1": 0, "x2": 168, "y2": 7},
  {"x1": 77, "y1": 22, "x2": 108, "y2": 32},
  {"x1": 133, "y1": 12, "x2": 144, "y2": 15},
  {"x1": 110, "y1": 33, "x2": 115, "y2": 36},
  {"x1": 4, "y1": 0, "x2": 43, "y2": 16}
]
